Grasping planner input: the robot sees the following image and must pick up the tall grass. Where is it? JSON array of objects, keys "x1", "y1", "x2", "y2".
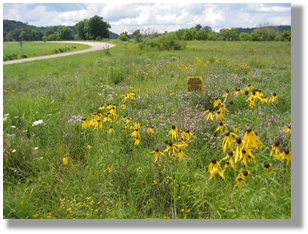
[{"x1": 3, "y1": 40, "x2": 291, "y2": 219}]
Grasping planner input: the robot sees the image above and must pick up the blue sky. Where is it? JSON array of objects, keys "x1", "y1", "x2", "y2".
[{"x1": 3, "y1": 2, "x2": 291, "y2": 34}]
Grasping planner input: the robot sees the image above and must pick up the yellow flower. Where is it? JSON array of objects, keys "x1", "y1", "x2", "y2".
[
  {"x1": 220, "y1": 150, "x2": 236, "y2": 170},
  {"x1": 108, "y1": 127, "x2": 115, "y2": 133},
  {"x1": 234, "y1": 137, "x2": 243, "y2": 163},
  {"x1": 219, "y1": 104, "x2": 229, "y2": 115},
  {"x1": 168, "y1": 125, "x2": 179, "y2": 140},
  {"x1": 208, "y1": 158, "x2": 225, "y2": 180},
  {"x1": 243, "y1": 127, "x2": 263, "y2": 149},
  {"x1": 233, "y1": 126, "x2": 239, "y2": 132},
  {"x1": 244, "y1": 84, "x2": 254, "y2": 91},
  {"x1": 235, "y1": 174, "x2": 245, "y2": 187},
  {"x1": 260, "y1": 95, "x2": 269, "y2": 104},
  {"x1": 133, "y1": 137, "x2": 140, "y2": 146},
  {"x1": 221, "y1": 131, "x2": 237, "y2": 153},
  {"x1": 87, "y1": 144, "x2": 93, "y2": 149},
  {"x1": 270, "y1": 140, "x2": 281, "y2": 159},
  {"x1": 240, "y1": 148, "x2": 255, "y2": 167},
  {"x1": 130, "y1": 122, "x2": 141, "y2": 130},
  {"x1": 280, "y1": 149, "x2": 291, "y2": 165},
  {"x1": 269, "y1": 93, "x2": 278, "y2": 104},
  {"x1": 170, "y1": 92, "x2": 175, "y2": 96},
  {"x1": 82, "y1": 118, "x2": 90, "y2": 129},
  {"x1": 203, "y1": 108, "x2": 214, "y2": 121},
  {"x1": 121, "y1": 103, "x2": 126, "y2": 110},
  {"x1": 264, "y1": 162, "x2": 274, "y2": 176},
  {"x1": 106, "y1": 165, "x2": 112, "y2": 173},
  {"x1": 284, "y1": 125, "x2": 291, "y2": 134},
  {"x1": 245, "y1": 91, "x2": 259, "y2": 108},
  {"x1": 164, "y1": 141, "x2": 178, "y2": 157},
  {"x1": 214, "y1": 110, "x2": 225, "y2": 121},
  {"x1": 177, "y1": 149, "x2": 187, "y2": 161},
  {"x1": 214, "y1": 121, "x2": 228, "y2": 133},
  {"x1": 63, "y1": 155, "x2": 68, "y2": 165},
  {"x1": 175, "y1": 139, "x2": 189, "y2": 150},
  {"x1": 131, "y1": 129, "x2": 141, "y2": 138},
  {"x1": 151, "y1": 148, "x2": 165, "y2": 162},
  {"x1": 146, "y1": 126, "x2": 156, "y2": 135},
  {"x1": 213, "y1": 97, "x2": 222, "y2": 107},
  {"x1": 222, "y1": 89, "x2": 230, "y2": 98}
]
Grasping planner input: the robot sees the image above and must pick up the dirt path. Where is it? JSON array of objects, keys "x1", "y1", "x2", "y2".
[{"x1": 3, "y1": 41, "x2": 115, "y2": 65}]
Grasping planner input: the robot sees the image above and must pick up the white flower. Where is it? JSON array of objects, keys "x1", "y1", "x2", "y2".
[
  {"x1": 4, "y1": 113, "x2": 9, "y2": 117},
  {"x1": 32, "y1": 120, "x2": 43, "y2": 126},
  {"x1": 10, "y1": 126, "x2": 16, "y2": 129},
  {"x1": 14, "y1": 116, "x2": 19, "y2": 119},
  {"x1": 3, "y1": 116, "x2": 7, "y2": 121},
  {"x1": 12, "y1": 149, "x2": 16, "y2": 153},
  {"x1": 34, "y1": 147, "x2": 39, "y2": 150}
]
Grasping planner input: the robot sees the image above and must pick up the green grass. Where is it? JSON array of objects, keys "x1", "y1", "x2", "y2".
[
  {"x1": 3, "y1": 40, "x2": 291, "y2": 219},
  {"x1": 3, "y1": 41, "x2": 91, "y2": 61}
]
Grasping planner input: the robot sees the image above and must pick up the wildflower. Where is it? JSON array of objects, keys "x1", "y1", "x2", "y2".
[
  {"x1": 270, "y1": 140, "x2": 281, "y2": 159},
  {"x1": 221, "y1": 131, "x2": 237, "y2": 153},
  {"x1": 4, "y1": 87, "x2": 9, "y2": 92},
  {"x1": 234, "y1": 137, "x2": 243, "y2": 163},
  {"x1": 168, "y1": 125, "x2": 179, "y2": 140},
  {"x1": 203, "y1": 107, "x2": 214, "y2": 121},
  {"x1": 243, "y1": 127, "x2": 263, "y2": 149},
  {"x1": 219, "y1": 104, "x2": 229, "y2": 115},
  {"x1": 208, "y1": 158, "x2": 225, "y2": 180},
  {"x1": 170, "y1": 92, "x2": 175, "y2": 96},
  {"x1": 214, "y1": 121, "x2": 228, "y2": 133},
  {"x1": 181, "y1": 130, "x2": 193, "y2": 140},
  {"x1": 214, "y1": 110, "x2": 225, "y2": 121},
  {"x1": 106, "y1": 165, "x2": 112, "y2": 173},
  {"x1": 222, "y1": 89, "x2": 230, "y2": 98},
  {"x1": 269, "y1": 92, "x2": 279, "y2": 104},
  {"x1": 175, "y1": 138, "x2": 189, "y2": 150},
  {"x1": 130, "y1": 122, "x2": 141, "y2": 130},
  {"x1": 63, "y1": 155, "x2": 68, "y2": 165},
  {"x1": 108, "y1": 127, "x2": 115, "y2": 133},
  {"x1": 213, "y1": 97, "x2": 222, "y2": 107},
  {"x1": 103, "y1": 114, "x2": 112, "y2": 123},
  {"x1": 264, "y1": 162, "x2": 274, "y2": 176},
  {"x1": 256, "y1": 89, "x2": 264, "y2": 99},
  {"x1": 122, "y1": 126, "x2": 127, "y2": 132},
  {"x1": 233, "y1": 126, "x2": 239, "y2": 132},
  {"x1": 121, "y1": 103, "x2": 126, "y2": 110},
  {"x1": 260, "y1": 95, "x2": 269, "y2": 104},
  {"x1": 284, "y1": 125, "x2": 291, "y2": 134},
  {"x1": 235, "y1": 175, "x2": 245, "y2": 187},
  {"x1": 87, "y1": 144, "x2": 93, "y2": 149},
  {"x1": 32, "y1": 120, "x2": 43, "y2": 126},
  {"x1": 82, "y1": 118, "x2": 90, "y2": 129},
  {"x1": 177, "y1": 149, "x2": 187, "y2": 161},
  {"x1": 164, "y1": 141, "x2": 178, "y2": 157},
  {"x1": 245, "y1": 84, "x2": 254, "y2": 91},
  {"x1": 245, "y1": 91, "x2": 259, "y2": 108},
  {"x1": 151, "y1": 148, "x2": 165, "y2": 162},
  {"x1": 221, "y1": 151, "x2": 236, "y2": 170},
  {"x1": 131, "y1": 129, "x2": 141, "y2": 138},
  {"x1": 133, "y1": 137, "x2": 140, "y2": 146},
  {"x1": 234, "y1": 87, "x2": 244, "y2": 96},
  {"x1": 110, "y1": 107, "x2": 117, "y2": 116},
  {"x1": 99, "y1": 104, "x2": 106, "y2": 110},
  {"x1": 240, "y1": 148, "x2": 255, "y2": 167},
  {"x1": 280, "y1": 149, "x2": 291, "y2": 165},
  {"x1": 146, "y1": 126, "x2": 156, "y2": 135}
]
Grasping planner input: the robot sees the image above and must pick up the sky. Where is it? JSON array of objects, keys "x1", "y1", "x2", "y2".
[{"x1": 2, "y1": 2, "x2": 291, "y2": 35}]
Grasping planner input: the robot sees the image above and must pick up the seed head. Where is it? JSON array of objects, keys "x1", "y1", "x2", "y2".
[
  {"x1": 236, "y1": 137, "x2": 242, "y2": 144},
  {"x1": 164, "y1": 140, "x2": 169, "y2": 144},
  {"x1": 225, "y1": 131, "x2": 230, "y2": 136},
  {"x1": 172, "y1": 125, "x2": 176, "y2": 129},
  {"x1": 168, "y1": 142, "x2": 173, "y2": 147},
  {"x1": 237, "y1": 176, "x2": 242, "y2": 181},
  {"x1": 226, "y1": 162, "x2": 230, "y2": 165},
  {"x1": 273, "y1": 92, "x2": 277, "y2": 96},
  {"x1": 274, "y1": 140, "x2": 280, "y2": 147},
  {"x1": 211, "y1": 158, "x2": 217, "y2": 164},
  {"x1": 264, "y1": 162, "x2": 270, "y2": 168},
  {"x1": 246, "y1": 127, "x2": 252, "y2": 133},
  {"x1": 229, "y1": 101, "x2": 234, "y2": 105},
  {"x1": 242, "y1": 149, "x2": 246, "y2": 154},
  {"x1": 228, "y1": 150, "x2": 234, "y2": 156},
  {"x1": 243, "y1": 171, "x2": 248, "y2": 176},
  {"x1": 155, "y1": 148, "x2": 159, "y2": 152},
  {"x1": 245, "y1": 90, "x2": 249, "y2": 95},
  {"x1": 284, "y1": 149, "x2": 290, "y2": 154}
]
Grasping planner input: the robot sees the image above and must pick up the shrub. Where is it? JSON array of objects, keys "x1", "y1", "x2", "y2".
[{"x1": 140, "y1": 34, "x2": 186, "y2": 51}]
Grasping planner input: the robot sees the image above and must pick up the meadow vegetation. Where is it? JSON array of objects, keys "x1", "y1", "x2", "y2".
[{"x1": 3, "y1": 40, "x2": 291, "y2": 219}]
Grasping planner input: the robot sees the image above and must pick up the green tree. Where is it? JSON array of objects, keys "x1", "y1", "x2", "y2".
[
  {"x1": 57, "y1": 26, "x2": 74, "y2": 40},
  {"x1": 239, "y1": 32, "x2": 251, "y2": 41},
  {"x1": 75, "y1": 19, "x2": 88, "y2": 40},
  {"x1": 195, "y1": 24, "x2": 202, "y2": 31},
  {"x1": 195, "y1": 30, "x2": 208, "y2": 40},
  {"x1": 119, "y1": 32, "x2": 129, "y2": 41},
  {"x1": 252, "y1": 27, "x2": 276, "y2": 41},
  {"x1": 45, "y1": 26, "x2": 55, "y2": 37},
  {"x1": 203, "y1": 26, "x2": 213, "y2": 33},
  {"x1": 132, "y1": 29, "x2": 142, "y2": 43},
  {"x1": 85, "y1": 15, "x2": 111, "y2": 40}
]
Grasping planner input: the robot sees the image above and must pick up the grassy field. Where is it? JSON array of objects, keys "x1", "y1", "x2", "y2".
[
  {"x1": 3, "y1": 40, "x2": 291, "y2": 219},
  {"x1": 3, "y1": 41, "x2": 91, "y2": 61}
]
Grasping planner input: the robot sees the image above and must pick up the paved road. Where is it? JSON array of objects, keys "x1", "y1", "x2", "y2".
[{"x1": 3, "y1": 41, "x2": 115, "y2": 65}]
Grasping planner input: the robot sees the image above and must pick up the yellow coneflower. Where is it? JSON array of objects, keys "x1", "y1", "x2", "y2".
[
  {"x1": 99, "y1": 104, "x2": 106, "y2": 110},
  {"x1": 214, "y1": 121, "x2": 228, "y2": 133},
  {"x1": 234, "y1": 87, "x2": 244, "y2": 96},
  {"x1": 170, "y1": 92, "x2": 175, "y2": 96},
  {"x1": 168, "y1": 125, "x2": 179, "y2": 140},
  {"x1": 130, "y1": 122, "x2": 141, "y2": 130},
  {"x1": 203, "y1": 107, "x2": 214, "y2": 121},
  {"x1": 270, "y1": 140, "x2": 281, "y2": 159},
  {"x1": 108, "y1": 127, "x2": 115, "y2": 134},
  {"x1": 269, "y1": 92, "x2": 278, "y2": 104},
  {"x1": 4, "y1": 87, "x2": 9, "y2": 92},
  {"x1": 106, "y1": 165, "x2": 112, "y2": 173},
  {"x1": 245, "y1": 91, "x2": 258, "y2": 108},
  {"x1": 131, "y1": 129, "x2": 141, "y2": 138},
  {"x1": 233, "y1": 126, "x2": 239, "y2": 132},
  {"x1": 213, "y1": 97, "x2": 222, "y2": 107},
  {"x1": 264, "y1": 162, "x2": 274, "y2": 176},
  {"x1": 243, "y1": 127, "x2": 263, "y2": 149},
  {"x1": 110, "y1": 107, "x2": 117, "y2": 116},
  {"x1": 133, "y1": 137, "x2": 140, "y2": 146},
  {"x1": 214, "y1": 110, "x2": 225, "y2": 121},
  {"x1": 82, "y1": 118, "x2": 90, "y2": 129},
  {"x1": 151, "y1": 148, "x2": 165, "y2": 162},
  {"x1": 121, "y1": 103, "x2": 126, "y2": 110},
  {"x1": 164, "y1": 141, "x2": 178, "y2": 157},
  {"x1": 175, "y1": 138, "x2": 189, "y2": 150},
  {"x1": 220, "y1": 150, "x2": 236, "y2": 170},
  {"x1": 221, "y1": 131, "x2": 237, "y2": 153},
  {"x1": 234, "y1": 137, "x2": 244, "y2": 163},
  {"x1": 222, "y1": 89, "x2": 230, "y2": 98},
  {"x1": 284, "y1": 125, "x2": 291, "y2": 134},
  {"x1": 208, "y1": 158, "x2": 225, "y2": 180},
  {"x1": 280, "y1": 149, "x2": 291, "y2": 165},
  {"x1": 235, "y1": 174, "x2": 245, "y2": 187},
  {"x1": 219, "y1": 104, "x2": 229, "y2": 115},
  {"x1": 260, "y1": 95, "x2": 269, "y2": 104},
  {"x1": 146, "y1": 126, "x2": 156, "y2": 135},
  {"x1": 103, "y1": 114, "x2": 112, "y2": 123},
  {"x1": 63, "y1": 155, "x2": 68, "y2": 165},
  {"x1": 122, "y1": 126, "x2": 127, "y2": 132},
  {"x1": 240, "y1": 148, "x2": 255, "y2": 167},
  {"x1": 244, "y1": 84, "x2": 254, "y2": 91},
  {"x1": 255, "y1": 89, "x2": 264, "y2": 99},
  {"x1": 87, "y1": 144, "x2": 93, "y2": 149},
  {"x1": 177, "y1": 149, "x2": 187, "y2": 161}
]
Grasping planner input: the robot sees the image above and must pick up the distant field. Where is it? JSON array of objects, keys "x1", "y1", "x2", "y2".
[{"x1": 3, "y1": 42, "x2": 91, "y2": 61}]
